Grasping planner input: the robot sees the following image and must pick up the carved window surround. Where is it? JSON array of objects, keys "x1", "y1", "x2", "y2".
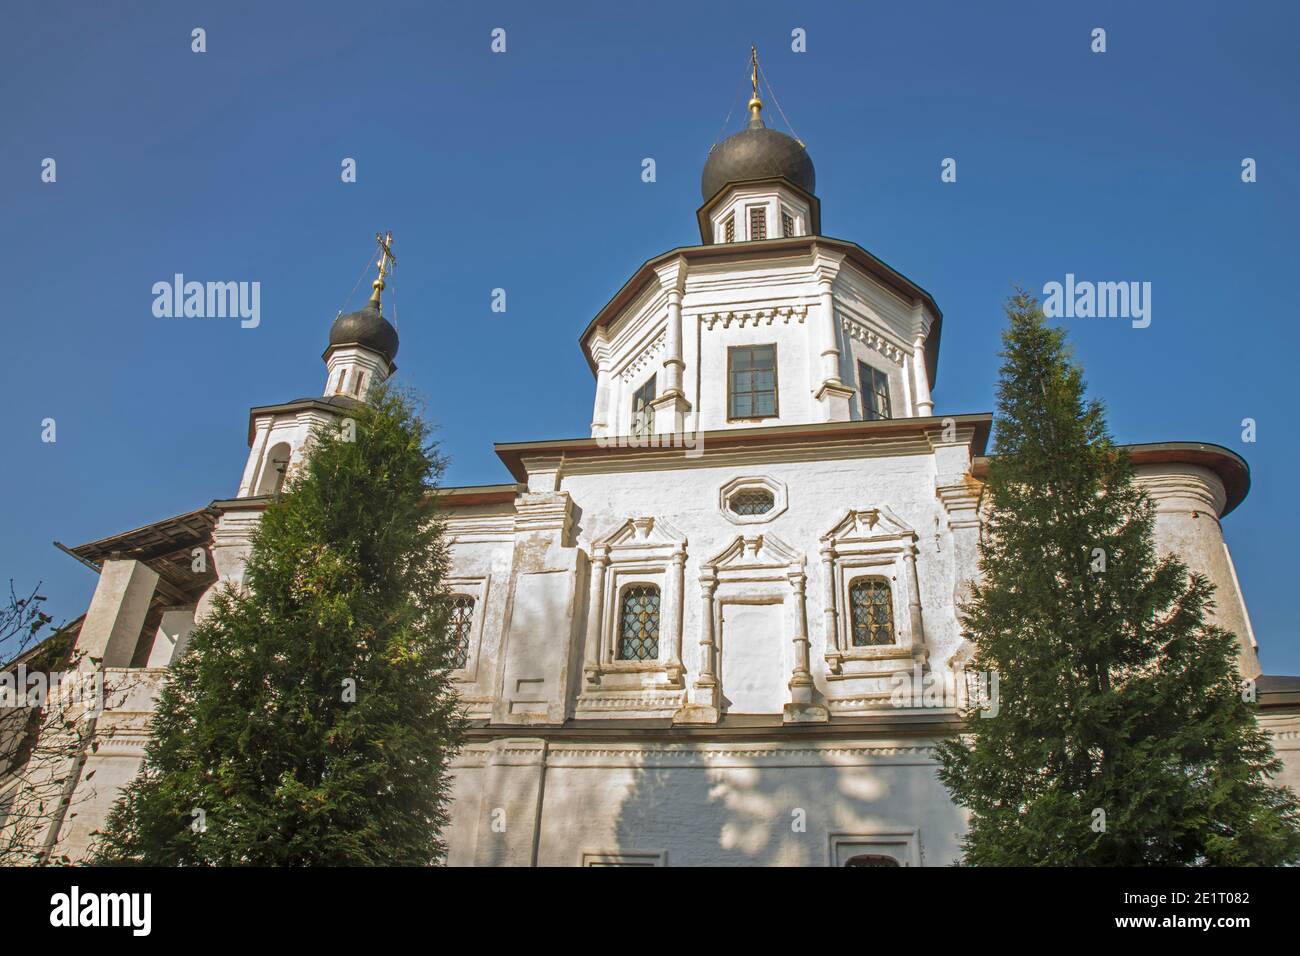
[
  {"x1": 829, "y1": 830, "x2": 921, "y2": 867},
  {"x1": 444, "y1": 575, "x2": 491, "y2": 684},
  {"x1": 820, "y1": 509, "x2": 928, "y2": 680},
  {"x1": 579, "y1": 518, "x2": 687, "y2": 715},
  {"x1": 686, "y1": 533, "x2": 825, "y2": 724},
  {"x1": 718, "y1": 474, "x2": 788, "y2": 525}
]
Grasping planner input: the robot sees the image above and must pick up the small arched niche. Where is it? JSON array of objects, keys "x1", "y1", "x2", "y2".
[{"x1": 256, "y1": 441, "x2": 293, "y2": 496}]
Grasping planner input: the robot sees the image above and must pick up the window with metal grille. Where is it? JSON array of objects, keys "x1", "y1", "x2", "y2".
[
  {"x1": 848, "y1": 577, "x2": 895, "y2": 646},
  {"x1": 729, "y1": 488, "x2": 775, "y2": 516},
  {"x1": 723, "y1": 213, "x2": 735, "y2": 243},
  {"x1": 781, "y1": 209, "x2": 795, "y2": 237},
  {"x1": 632, "y1": 375, "x2": 656, "y2": 437},
  {"x1": 728, "y1": 344, "x2": 778, "y2": 419},
  {"x1": 748, "y1": 206, "x2": 767, "y2": 240},
  {"x1": 445, "y1": 595, "x2": 475, "y2": 668},
  {"x1": 617, "y1": 585, "x2": 661, "y2": 661},
  {"x1": 858, "y1": 362, "x2": 892, "y2": 421}
]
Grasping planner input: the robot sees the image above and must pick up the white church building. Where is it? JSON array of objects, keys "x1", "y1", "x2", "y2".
[{"x1": 7, "y1": 73, "x2": 1299, "y2": 867}]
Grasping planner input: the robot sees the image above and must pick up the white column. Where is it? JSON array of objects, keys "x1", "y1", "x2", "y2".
[
  {"x1": 582, "y1": 547, "x2": 608, "y2": 684},
  {"x1": 663, "y1": 289, "x2": 684, "y2": 396},
  {"x1": 788, "y1": 571, "x2": 813, "y2": 704},
  {"x1": 238, "y1": 419, "x2": 273, "y2": 497},
  {"x1": 652, "y1": 261, "x2": 693, "y2": 434},
  {"x1": 820, "y1": 542, "x2": 842, "y2": 673},
  {"x1": 591, "y1": 361, "x2": 613, "y2": 438},
  {"x1": 818, "y1": 278, "x2": 842, "y2": 384},
  {"x1": 145, "y1": 607, "x2": 197, "y2": 668},
  {"x1": 912, "y1": 333, "x2": 934, "y2": 417},
  {"x1": 903, "y1": 544, "x2": 928, "y2": 663},
  {"x1": 675, "y1": 571, "x2": 720, "y2": 724},
  {"x1": 697, "y1": 574, "x2": 717, "y2": 689},
  {"x1": 667, "y1": 549, "x2": 686, "y2": 682},
  {"x1": 76, "y1": 558, "x2": 159, "y2": 669}
]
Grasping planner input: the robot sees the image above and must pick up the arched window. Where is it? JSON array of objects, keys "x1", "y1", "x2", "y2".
[
  {"x1": 848, "y1": 576, "x2": 895, "y2": 646},
  {"x1": 445, "y1": 595, "x2": 475, "y2": 669},
  {"x1": 617, "y1": 584, "x2": 661, "y2": 661},
  {"x1": 256, "y1": 442, "x2": 292, "y2": 497},
  {"x1": 844, "y1": 854, "x2": 901, "y2": 867}
]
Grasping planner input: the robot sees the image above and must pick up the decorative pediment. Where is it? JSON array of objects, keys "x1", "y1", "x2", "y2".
[
  {"x1": 594, "y1": 516, "x2": 686, "y2": 553},
  {"x1": 704, "y1": 532, "x2": 803, "y2": 573},
  {"x1": 821, "y1": 507, "x2": 915, "y2": 545}
]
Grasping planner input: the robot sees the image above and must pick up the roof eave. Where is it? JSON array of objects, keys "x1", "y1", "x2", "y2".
[{"x1": 495, "y1": 412, "x2": 992, "y2": 483}]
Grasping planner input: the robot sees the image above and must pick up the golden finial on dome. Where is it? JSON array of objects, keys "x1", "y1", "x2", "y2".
[
  {"x1": 748, "y1": 45, "x2": 764, "y2": 127},
  {"x1": 368, "y1": 231, "x2": 396, "y2": 312}
]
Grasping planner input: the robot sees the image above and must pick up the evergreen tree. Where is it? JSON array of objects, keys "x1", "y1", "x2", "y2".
[
  {"x1": 936, "y1": 291, "x2": 1300, "y2": 866},
  {"x1": 92, "y1": 387, "x2": 466, "y2": 865}
]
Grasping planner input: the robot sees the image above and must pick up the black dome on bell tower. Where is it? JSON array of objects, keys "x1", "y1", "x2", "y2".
[{"x1": 328, "y1": 305, "x2": 399, "y2": 363}]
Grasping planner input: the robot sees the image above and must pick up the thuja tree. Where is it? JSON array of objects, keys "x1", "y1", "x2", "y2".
[
  {"x1": 936, "y1": 291, "x2": 1300, "y2": 866},
  {"x1": 93, "y1": 387, "x2": 466, "y2": 865}
]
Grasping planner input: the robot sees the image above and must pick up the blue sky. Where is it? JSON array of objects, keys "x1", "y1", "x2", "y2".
[{"x1": 2, "y1": 1, "x2": 1297, "y2": 672}]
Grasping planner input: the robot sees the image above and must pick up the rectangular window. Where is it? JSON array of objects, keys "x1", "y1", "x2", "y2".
[
  {"x1": 729, "y1": 345, "x2": 778, "y2": 419},
  {"x1": 632, "y1": 375, "x2": 656, "y2": 437},
  {"x1": 782, "y1": 209, "x2": 795, "y2": 237},
  {"x1": 723, "y1": 213, "x2": 735, "y2": 243},
  {"x1": 859, "y1": 362, "x2": 891, "y2": 421},
  {"x1": 748, "y1": 206, "x2": 767, "y2": 240}
]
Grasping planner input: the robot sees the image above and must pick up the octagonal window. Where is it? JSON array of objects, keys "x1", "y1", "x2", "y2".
[{"x1": 729, "y1": 488, "x2": 775, "y2": 516}]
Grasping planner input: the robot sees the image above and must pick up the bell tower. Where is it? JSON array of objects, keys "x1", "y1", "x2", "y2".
[{"x1": 324, "y1": 232, "x2": 400, "y2": 398}]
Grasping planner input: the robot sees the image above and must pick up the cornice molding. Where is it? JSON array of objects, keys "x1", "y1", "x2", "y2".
[{"x1": 701, "y1": 304, "x2": 807, "y2": 330}]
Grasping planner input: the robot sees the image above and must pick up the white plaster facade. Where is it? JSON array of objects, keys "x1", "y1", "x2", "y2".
[{"x1": 3, "y1": 110, "x2": 1291, "y2": 869}]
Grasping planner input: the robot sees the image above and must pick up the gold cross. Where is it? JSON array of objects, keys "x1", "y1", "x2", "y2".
[{"x1": 375, "y1": 231, "x2": 396, "y2": 280}]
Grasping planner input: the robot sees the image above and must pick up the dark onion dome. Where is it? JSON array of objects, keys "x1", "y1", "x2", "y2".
[
  {"x1": 328, "y1": 305, "x2": 399, "y2": 363},
  {"x1": 701, "y1": 119, "x2": 815, "y2": 201}
]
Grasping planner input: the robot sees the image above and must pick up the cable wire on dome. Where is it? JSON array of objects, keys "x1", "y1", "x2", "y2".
[
  {"x1": 758, "y1": 62, "x2": 803, "y2": 146},
  {"x1": 710, "y1": 53, "x2": 757, "y2": 150},
  {"x1": 338, "y1": 245, "x2": 382, "y2": 318}
]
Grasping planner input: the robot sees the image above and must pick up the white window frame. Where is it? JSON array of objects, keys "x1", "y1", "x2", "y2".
[
  {"x1": 829, "y1": 830, "x2": 920, "y2": 867},
  {"x1": 580, "y1": 517, "x2": 687, "y2": 697},
  {"x1": 819, "y1": 509, "x2": 927, "y2": 674},
  {"x1": 718, "y1": 474, "x2": 788, "y2": 525},
  {"x1": 443, "y1": 576, "x2": 491, "y2": 682}
]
